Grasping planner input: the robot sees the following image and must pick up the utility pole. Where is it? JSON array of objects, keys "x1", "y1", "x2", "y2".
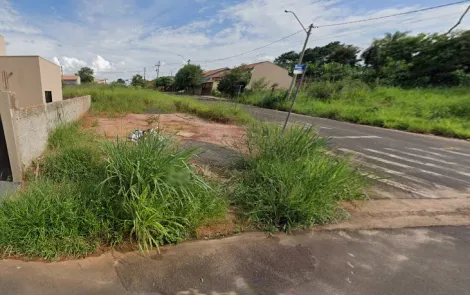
[
  {"x1": 285, "y1": 23, "x2": 314, "y2": 101},
  {"x1": 282, "y1": 63, "x2": 307, "y2": 133},
  {"x1": 155, "y1": 61, "x2": 161, "y2": 79},
  {"x1": 187, "y1": 59, "x2": 191, "y2": 65},
  {"x1": 144, "y1": 67, "x2": 146, "y2": 81}
]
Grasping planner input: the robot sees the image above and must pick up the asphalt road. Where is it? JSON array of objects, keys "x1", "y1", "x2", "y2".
[{"x1": 238, "y1": 103, "x2": 470, "y2": 199}]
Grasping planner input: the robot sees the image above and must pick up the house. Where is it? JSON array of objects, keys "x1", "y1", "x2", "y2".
[
  {"x1": 200, "y1": 67, "x2": 230, "y2": 95},
  {"x1": 200, "y1": 61, "x2": 291, "y2": 95},
  {"x1": 0, "y1": 34, "x2": 74, "y2": 184},
  {"x1": 95, "y1": 78, "x2": 108, "y2": 84},
  {"x1": 62, "y1": 75, "x2": 81, "y2": 85},
  {"x1": 0, "y1": 36, "x2": 63, "y2": 108},
  {"x1": 243, "y1": 61, "x2": 291, "y2": 90}
]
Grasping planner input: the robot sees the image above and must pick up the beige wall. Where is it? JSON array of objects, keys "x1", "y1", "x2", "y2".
[
  {"x1": 0, "y1": 56, "x2": 43, "y2": 108},
  {"x1": 0, "y1": 35, "x2": 5, "y2": 56},
  {"x1": 39, "y1": 57, "x2": 63, "y2": 104},
  {"x1": 248, "y1": 62, "x2": 292, "y2": 89},
  {"x1": 0, "y1": 56, "x2": 62, "y2": 108},
  {"x1": 0, "y1": 92, "x2": 22, "y2": 182},
  {"x1": 0, "y1": 91, "x2": 91, "y2": 182}
]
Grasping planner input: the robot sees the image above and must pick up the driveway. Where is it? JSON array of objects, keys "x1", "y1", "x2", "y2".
[{"x1": 0, "y1": 227, "x2": 468, "y2": 295}]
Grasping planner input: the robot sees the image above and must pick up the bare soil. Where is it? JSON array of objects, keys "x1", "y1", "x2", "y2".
[{"x1": 83, "y1": 113, "x2": 246, "y2": 151}]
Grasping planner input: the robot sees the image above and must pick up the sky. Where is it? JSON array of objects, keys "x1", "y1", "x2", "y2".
[{"x1": 1, "y1": 0, "x2": 470, "y2": 81}]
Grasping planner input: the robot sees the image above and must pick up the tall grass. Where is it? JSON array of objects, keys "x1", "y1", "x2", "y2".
[
  {"x1": 232, "y1": 124, "x2": 366, "y2": 231},
  {"x1": 102, "y1": 136, "x2": 226, "y2": 251},
  {"x1": 63, "y1": 84, "x2": 252, "y2": 124},
  {"x1": 0, "y1": 123, "x2": 226, "y2": 259},
  {"x1": 240, "y1": 81, "x2": 470, "y2": 139}
]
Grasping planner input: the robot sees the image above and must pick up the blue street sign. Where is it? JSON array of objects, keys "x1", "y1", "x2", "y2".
[{"x1": 293, "y1": 64, "x2": 306, "y2": 75}]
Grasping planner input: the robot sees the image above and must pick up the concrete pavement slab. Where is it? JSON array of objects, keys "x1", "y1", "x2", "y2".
[{"x1": 0, "y1": 227, "x2": 469, "y2": 295}]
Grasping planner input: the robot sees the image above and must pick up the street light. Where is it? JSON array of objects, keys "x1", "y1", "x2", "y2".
[
  {"x1": 177, "y1": 54, "x2": 190, "y2": 65},
  {"x1": 285, "y1": 10, "x2": 307, "y2": 33},
  {"x1": 282, "y1": 10, "x2": 314, "y2": 132}
]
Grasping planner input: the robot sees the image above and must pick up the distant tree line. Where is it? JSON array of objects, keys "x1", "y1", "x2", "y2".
[{"x1": 274, "y1": 30, "x2": 470, "y2": 87}]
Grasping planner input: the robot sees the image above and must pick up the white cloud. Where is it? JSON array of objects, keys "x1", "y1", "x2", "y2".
[
  {"x1": 91, "y1": 55, "x2": 114, "y2": 72},
  {"x1": 258, "y1": 55, "x2": 275, "y2": 62},
  {"x1": 52, "y1": 56, "x2": 61, "y2": 66},
  {"x1": 2, "y1": 0, "x2": 470, "y2": 80},
  {"x1": 51, "y1": 56, "x2": 87, "y2": 72}
]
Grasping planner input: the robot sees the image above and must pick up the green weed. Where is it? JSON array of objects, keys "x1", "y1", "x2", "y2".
[
  {"x1": 232, "y1": 124, "x2": 366, "y2": 231},
  {"x1": 0, "y1": 123, "x2": 226, "y2": 260},
  {"x1": 102, "y1": 135, "x2": 226, "y2": 251},
  {"x1": 63, "y1": 84, "x2": 251, "y2": 124}
]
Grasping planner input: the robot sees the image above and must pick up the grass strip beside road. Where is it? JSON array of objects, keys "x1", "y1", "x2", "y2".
[
  {"x1": 239, "y1": 83, "x2": 470, "y2": 139},
  {"x1": 63, "y1": 85, "x2": 252, "y2": 124}
]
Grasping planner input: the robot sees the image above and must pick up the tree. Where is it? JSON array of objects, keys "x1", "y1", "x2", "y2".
[
  {"x1": 360, "y1": 30, "x2": 470, "y2": 86},
  {"x1": 303, "y1": 42, "x2": 360, "y2": 66},
  {"x1": 217, "y1": 65, "x2": 252, "y2": 97},
  {"x1": 274, "y1": 51, "x2": 299, "y2": 69},
  {"x1": 131, "y1": 74, "x2": 146, "y2": 88},
  {"x1": 75, "y1": 67, "x2": 94, "y2": 83},
  {"x1": 116, "y1": 78, "x2": 126, "y2": 85},
  {"x1": 154, "y1": 76, "x2": 173, "y2": 91},
  {"x1": 274, "y1": 42, "x2": 360, "y2": 71},
  {"x1": 174, "y1": 64, "x2": 203, "y2": 91}
]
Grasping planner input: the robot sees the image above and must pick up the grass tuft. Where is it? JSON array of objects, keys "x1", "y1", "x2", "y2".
[
  {"x1": 232, "y1": 124, "x2": 366, "y2": 231},
  {"x1": 0, "y1": 123, "x2": 226, "y2": 259}
]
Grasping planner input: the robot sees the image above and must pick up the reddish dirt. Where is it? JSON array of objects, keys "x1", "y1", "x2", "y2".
[
  {"x1": 195, "y1": 212, "x2": 240, "y2": 239},
  {"x1": 83, "y1": 113, "x2": 246, "y2": 150}
]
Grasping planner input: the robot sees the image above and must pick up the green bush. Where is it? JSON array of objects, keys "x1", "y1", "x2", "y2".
[
  {"x1": 102, "y1": 135, "x2": 226, "y2": 251},
  {"x1": 253, "y1": 90, "x2": 288, "y2": 109},
  {"x1": 233, "y1": 124, "x2": 366, "y2": 231},
  {"x1": 0, "y1": 123, "x2": 226, "y2": 259},
  {"x1": 306, "y1": 81, "x2": 338, "y2": 100}
]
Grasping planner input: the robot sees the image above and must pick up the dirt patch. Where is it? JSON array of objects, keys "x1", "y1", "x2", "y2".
[
  {"x1": 83, "y1": 113, "x2": 246, "y2": 151},
  {"x1": 195, "y1": 211, "x2": 246, "y2": 239}
]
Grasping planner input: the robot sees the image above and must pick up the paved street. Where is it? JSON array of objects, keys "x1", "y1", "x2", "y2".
[{"x1": 241, "y1": 104, "x2": 470, "y2": 199}]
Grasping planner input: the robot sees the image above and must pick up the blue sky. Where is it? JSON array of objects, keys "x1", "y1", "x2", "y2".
[{"x1": 2, "y1": 0, "x2": 469, "y2": 80}]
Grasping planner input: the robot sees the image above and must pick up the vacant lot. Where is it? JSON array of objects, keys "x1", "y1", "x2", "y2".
[
  {"x1": 83, "y1": 113, "x2": 245, "y2": 150},
  {"x1": 240, "y1": 83, "x2": 470, "y2": 139},
  {"x1": 0, "y1": 99, "x2": 366, "y2": 260},
  {"x1": 63, "y1": 85, "x2": 252, "y2": 124}
]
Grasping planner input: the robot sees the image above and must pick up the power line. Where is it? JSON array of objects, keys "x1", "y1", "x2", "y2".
[
  {"x1": 315, "y1": 0, "x2": 470, "y2": 28},
  {"x1": 149, "y1": 1, "x2": 469, "y2": 70},
  {"x1": 191, "y1": 30, "x2": 305, "y2": 63},
  {"x1": 447, "y1": 4, "x2": 470, "y2": 33}
]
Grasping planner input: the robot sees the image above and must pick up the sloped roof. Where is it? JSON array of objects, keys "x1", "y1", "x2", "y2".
[
  {"x1": 203, "y1": 67, "x2": 229, "y2": 77},
  {"x1": 241, "y1": 61, "x2": 266, "y2": 69},
  {"x1": 62, "y1": 75, "x2": 79, "y2": 81}
]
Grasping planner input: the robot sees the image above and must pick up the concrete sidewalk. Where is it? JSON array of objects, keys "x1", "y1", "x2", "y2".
[{"x1": 0, "y1": 227, "x2": 469, "y2": 295}]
